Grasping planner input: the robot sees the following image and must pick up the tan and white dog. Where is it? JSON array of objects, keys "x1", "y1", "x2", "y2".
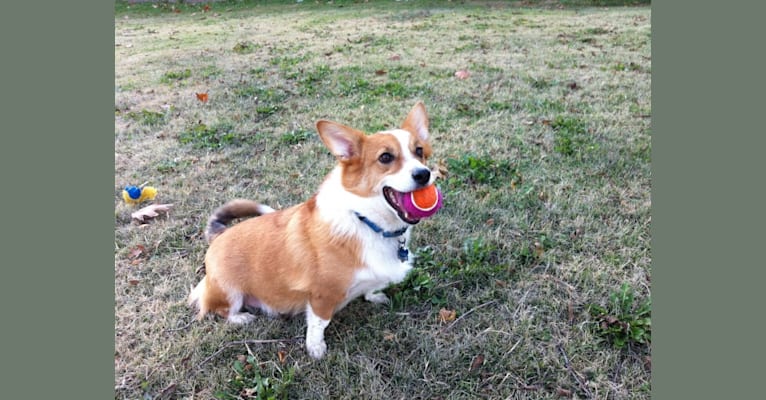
[{"x1": 189, "y1": 102, "x2": 436, "y2": 359}]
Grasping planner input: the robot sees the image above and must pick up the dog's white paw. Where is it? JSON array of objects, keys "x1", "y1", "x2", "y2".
[
  {"x1": 227, "y1": 312, "x2": 255, "y2": 325},
  {"x1": 306, "y1": 338, "x2": 327, "y2": 359},
  {"x1": 364, "y1": 291, "x2": 390, "y2": 305}
]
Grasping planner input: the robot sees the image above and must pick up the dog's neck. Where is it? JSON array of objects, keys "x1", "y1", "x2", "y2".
[{"x1": 316, "y1": 167, "x2": 410, "y2": 238}]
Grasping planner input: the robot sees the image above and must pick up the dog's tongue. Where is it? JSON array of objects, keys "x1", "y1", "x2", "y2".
[{"x1": 384, "y1": 187, "x2": 420, "y2": 225}]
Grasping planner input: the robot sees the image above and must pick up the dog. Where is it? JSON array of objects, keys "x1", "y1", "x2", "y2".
[{"x1": 188, "y1": 102, "x2": 436, "y2": 359}]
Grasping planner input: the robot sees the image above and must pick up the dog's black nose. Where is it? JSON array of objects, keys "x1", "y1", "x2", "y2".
[{"x1": 412, "y1": 168, "x2": 431, "y2": 185}]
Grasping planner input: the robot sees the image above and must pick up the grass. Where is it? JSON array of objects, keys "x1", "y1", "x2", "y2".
[{"x1": 115, "y1": 1, "x2": 651, "y2": 399}]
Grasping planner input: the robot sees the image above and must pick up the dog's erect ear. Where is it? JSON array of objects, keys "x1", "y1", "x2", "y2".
[
  {"x1": 316, "y1": 120, "x2": 365, "y2": 160},
  {"x1": 401, "y1": 102, "x2": 429, "y2": 142}
]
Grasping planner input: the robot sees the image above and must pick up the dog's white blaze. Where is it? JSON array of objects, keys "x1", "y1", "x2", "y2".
[{"x1": 380, "y1": 129, "x2": 433, "y2": 192}]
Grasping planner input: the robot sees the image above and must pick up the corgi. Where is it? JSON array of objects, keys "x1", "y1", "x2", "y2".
[{"x1": 188, "y1": 102, "x2": 436, "y2": 359}]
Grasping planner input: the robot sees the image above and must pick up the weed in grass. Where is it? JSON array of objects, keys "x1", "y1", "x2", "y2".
[
  {"x1": 160, "y1": 69, "x2": 191, "y2": 84},
  {"x1": 125, "y1": 109, "x2": 165, "y2": 126},
  {"x1": 447, "y1": 237, "x2": 508, "y2": 285},
  {"x1": 297, "y1": 64, "x2": 331, "y2": 95},
  {"x1": 588, "y1": 282, "x2": 651, "y2": 349},
  {"x1": 445, "y1": 155, "x2": 518, "y2": 188},
  {"x1": 279, "y1": 129, "x2": 312, "y2": 146},
  {"x1": 179, "y1": 121, "x2": 238, "y2": 149},
  {"x1": 215, "y1": 355, "x2": 294, "y2": 400},
  {"x1": 524, "y1": 98, "x2": 566, "y2": 113},
  {"x1": 390, "y1": 246, "x2": 445, "y2": 308},
  {"x1": 155, "y1": 159, "x2": 190, "y2": 174},
  {"x1": 232, "y1": 41, "x2": 260, "y2": 54},
  {"x1": 550, "y1": 115, "x2": 596, "y2": 157},
  {"x1": 201, "y1": 65, "x2": 223, "y2": 79}
]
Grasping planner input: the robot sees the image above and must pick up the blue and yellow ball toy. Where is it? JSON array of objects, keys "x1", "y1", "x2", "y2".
[{"x1": 122, "y1": 185, "x2": 157, "y2": 205}]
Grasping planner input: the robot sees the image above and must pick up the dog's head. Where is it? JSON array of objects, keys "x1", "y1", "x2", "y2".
[{"x1": 316, "y1": 102, "x2": 434, "y2": 225}]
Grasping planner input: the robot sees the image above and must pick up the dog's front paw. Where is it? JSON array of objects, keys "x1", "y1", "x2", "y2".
[
  {"x1": 306, "y1": 338, "x2": 327, "y2": 359},
  {"x1": 364, "y1": 291, "x2": 390, "y2": 305}
]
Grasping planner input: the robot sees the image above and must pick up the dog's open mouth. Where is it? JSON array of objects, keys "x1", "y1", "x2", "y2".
[{"x1": 383, "y1": 186, "x2": 421, "y2": 225}]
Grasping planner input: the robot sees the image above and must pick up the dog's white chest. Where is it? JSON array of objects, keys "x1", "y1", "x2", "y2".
[{"x1": 345, "y1": 239, "x2": 413, "y2": 302}]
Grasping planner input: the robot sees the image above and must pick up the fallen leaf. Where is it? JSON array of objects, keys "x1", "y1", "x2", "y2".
[
  {"x1": 128, "y1": 279, "x2": 140, "y2": 286},
  {"x1": 567, "y1": 81, "x2": 579, "y2": 90},
  {"x1": 156, "y1": 383, "x2": 177, "y2": 400},
  {"x1": 128, "y1": 245, "x2": 146, "y2": 259},
  {"x1": 469, "y1": 354, "x2": 485, "y2": 371},
  {"x1": 438, "y1": 308, "x2": 456, "y2": 323},
  {"x1": 435, "y1": 159, "x2": 449, "y2": 179},
  {"x1": 131, "y1": 204, "x2": 173, "y2": 223},
  {"x1": 454, "y1": 69, "x2": 471, "y2": 79},
  {"x1": 383, "y1": 332, "x2": 396, "y2": 341},
  {"x1": 203, "y1": 5, "x2": 211, "y2": 12},
  {"x1": 556, "y1": 387, "x2": 572, "y2": 398},
  {"x1": 277, "y1": 350, "x2": 287, "y2": 365},
  {"x1": 389, "y1": 54, "x2": 401, "y2": 61},
  {"x1": 196, "y1": 92, "x2": 208, "y2": 102},
  {"x1": 375, "y1": 69, "x2": 387, "y2": 76}
]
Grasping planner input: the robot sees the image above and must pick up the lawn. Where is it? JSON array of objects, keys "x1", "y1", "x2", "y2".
[{"x1": 114, "y1": 1, "x2": 651, "y2": 398}]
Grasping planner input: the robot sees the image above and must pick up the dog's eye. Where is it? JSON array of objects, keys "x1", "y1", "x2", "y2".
[
  {"x1": 378, "y1": 152, "x2": 394, "y2": 164},
  {"x1": 415, "y1": 146, "x2": 424, "y2": 158}
]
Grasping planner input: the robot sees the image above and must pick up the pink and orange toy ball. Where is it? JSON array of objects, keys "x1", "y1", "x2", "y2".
[{"x1": 402, "y1": 184, "x2": 443, "y2": 219}]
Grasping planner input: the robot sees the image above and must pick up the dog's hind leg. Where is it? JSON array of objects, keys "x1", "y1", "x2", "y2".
[{"x1": 226, "y1": 291, "x2": 256, "y2": 325}]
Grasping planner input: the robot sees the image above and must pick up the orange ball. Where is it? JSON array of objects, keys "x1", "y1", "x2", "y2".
[{"x1": 411, "y1": 185, "x2": 438, "y2": 210}]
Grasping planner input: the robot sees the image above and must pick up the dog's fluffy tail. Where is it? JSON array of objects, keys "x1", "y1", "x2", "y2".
[{"x1": 205, "y1": 199, "x2": 275, "y2": 243}]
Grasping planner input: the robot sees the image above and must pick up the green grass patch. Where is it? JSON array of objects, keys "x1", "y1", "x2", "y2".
[
  {"x1": 588, "y1": 282, "x2": 651, "y2": 349},
  {"x1": 550, "y1": 115, "x2": 597, "y2": 157},
  {"x1": 279, "y1": 129, "x2": 312, "y2": 145},
  {"x1": 445, "y1": 155, "x2": 518, "y2": 188},
  {"x1": 159, "y1": 69, "x2": 191, "y2": 84},
  {"x1": 124, "y1": 109, "x2": 166, "y2": 126},
  {"x1": 233, "y1": 41, "x2": 260, "y2": 54},
  {"x1": 215, "y1": 355, "x2": 294, "y2": 400},
  {"x1": 179, "y1": 121, "x2": 239, "y2": 149}
]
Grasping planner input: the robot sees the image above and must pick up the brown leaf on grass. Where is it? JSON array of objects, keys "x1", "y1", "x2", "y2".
[
  {"x1": 156, "y1": 383, "x2": 177, "y2": 400},
  {"x1": 195, "y1": 92, "x2": 209, "y2": 102},
  {"x1": 556, "y1": 387, "x2": 573, "y2": 398},
  {"x1": 375, "y1": 69, "x2": 387, "y2": 76},
  {"x1": 434, "y1": 159, "x2": 449, "y2": 180},
  {"x1": 389, "y1": 54, "x2": 401, "y2": 61},
  {"x1": 438, "y1": 308, "x2": 456, "y2": 323},
  {"x1": 128, "y1": 245, "x2": 146, "y2": 259},
  {"x1": 469, "y1": 354, "x2": 485, "y2": 371},
  {"x1": 277, "y1": 350, "x2": 287, "y2": 365},
  {"x1": 454, "y1": 69, "x2": 471, "y2": 79},
  {"x1": 131, "y1": 204, "x2": 173, "y2": 223}
]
